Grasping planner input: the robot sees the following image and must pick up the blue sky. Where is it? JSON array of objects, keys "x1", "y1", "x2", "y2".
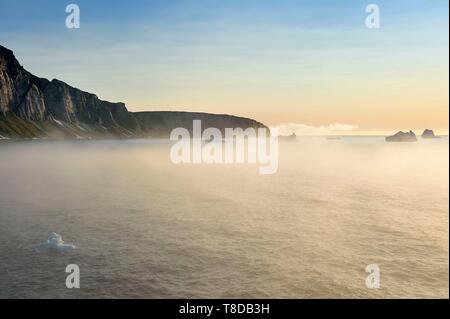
[{"x1": 0, "y1": 0, "x2": 448, "y2": 131}]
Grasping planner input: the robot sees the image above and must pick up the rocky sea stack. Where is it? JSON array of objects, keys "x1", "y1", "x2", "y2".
[
  {"x1": 386, "y1": 131, "x2": 418, "y2": 142},
  {"x1": 421, "y1": 129, "x2": 440, "y2": 139},
  {"x1": 0, "y1": 45, "x2": 267, "y2": 139}
]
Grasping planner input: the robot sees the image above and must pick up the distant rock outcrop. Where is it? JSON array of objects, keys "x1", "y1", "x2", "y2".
[
  {"x1": 278, "y1": 133, "x2": 297, "y2": 142},
  {"x1": 386, "y1": 131, "x2": 418, "y2": 142},
  {"x1": 0, "y1": 45, "x2": 267, "y2": 139},
  {"x1": 421, "y1": 129, "x2": 440, "y2": 139}
]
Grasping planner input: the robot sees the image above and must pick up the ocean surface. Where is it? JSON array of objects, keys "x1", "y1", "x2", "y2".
[{"x1": 0, "y1": 137, "x2": 448, "y2": 298}]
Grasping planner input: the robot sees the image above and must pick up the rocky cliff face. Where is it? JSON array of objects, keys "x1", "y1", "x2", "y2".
[{"x1": 0, "y1": 45, "x2": 267, "y2": 139}]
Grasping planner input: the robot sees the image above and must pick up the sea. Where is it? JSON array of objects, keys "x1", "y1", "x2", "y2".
[{"x1": 0, "y1": 136, "x2": 448, "y2": 298}]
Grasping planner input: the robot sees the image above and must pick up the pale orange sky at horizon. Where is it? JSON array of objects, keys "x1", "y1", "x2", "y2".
[{"x1": 2, "y1": 0, "x2": 448, "y2": 135}]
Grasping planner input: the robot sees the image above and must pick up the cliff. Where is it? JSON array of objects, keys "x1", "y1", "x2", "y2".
[{"x1": 0, "y1": 45, "x2": 267, "y2": 139}]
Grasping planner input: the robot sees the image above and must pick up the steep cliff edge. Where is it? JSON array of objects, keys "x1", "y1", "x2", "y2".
[{"x1": 0, "y1": 45, "x2": 267, "y2": 139}]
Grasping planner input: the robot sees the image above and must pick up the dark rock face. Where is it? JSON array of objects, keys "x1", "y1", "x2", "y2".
[
  {"x1": 278, "y1": 133, "x2": 297, "y2": 142},
  {"x1": 0, "y1": 45, "x2": 267, "y2": 139},
  {"x1": 0, "y1": 46, "x2": 46, "y2": 116},
  {"x1": 134, "y1": 111, "x2": 267, "y2": 137},
  {"x1": 422, "y1": 129, "x2": 439, "y2": 139},
  {"x1": 386, "y1": 130, "x2": 418, "y2": 142}
]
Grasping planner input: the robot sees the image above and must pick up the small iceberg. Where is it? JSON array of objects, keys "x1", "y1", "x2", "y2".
[{"x1": 37, "y1": 232, "x2": 77, "y2": 252}]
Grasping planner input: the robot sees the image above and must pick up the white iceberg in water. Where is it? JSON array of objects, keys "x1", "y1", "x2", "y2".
[{"x1": 37, "y1": 232, "x2": 77, "y2": 252}]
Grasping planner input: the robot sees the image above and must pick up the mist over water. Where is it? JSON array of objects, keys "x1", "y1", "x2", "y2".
[{"x1": 0, "y1": 137, "x2": 448, "y2": 298}]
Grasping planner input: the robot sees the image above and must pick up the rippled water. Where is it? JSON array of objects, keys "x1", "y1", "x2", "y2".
[{"x1": 0, "y1": 137, "x2": 448, "y2": 298}]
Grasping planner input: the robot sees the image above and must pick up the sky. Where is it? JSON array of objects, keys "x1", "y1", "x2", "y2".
[{"x1": 0, "y1": 0, "x2": 448, "y2": 134}]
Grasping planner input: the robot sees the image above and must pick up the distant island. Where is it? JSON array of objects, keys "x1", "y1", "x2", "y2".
[
  {"x1": 0, "y1": 45, "x2": 267, "y2": 140},
  {"x1": 422, "y1": 129, "x2": 440, "y2": 139},
  {"x1": 386, "y1": 131, "x2": 418, "y2": 142},
  {"x1": 278, "y1": 133, "x2": 297, "y2": 142},
  {"x1": 385, "y1": 129, "x2": 442, "y2": 142}
]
